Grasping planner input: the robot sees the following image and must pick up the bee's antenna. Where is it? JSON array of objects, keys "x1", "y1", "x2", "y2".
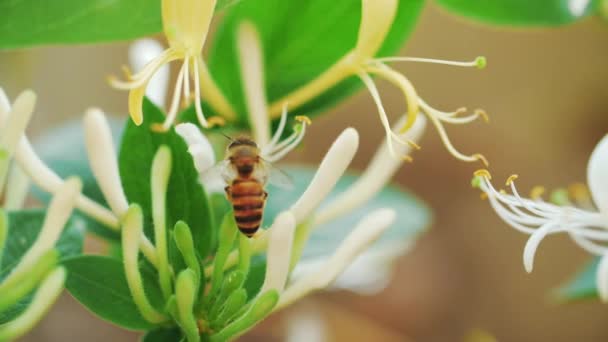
[{"x1": 220, "y1": 132, "x2": 234, "y2": 141}]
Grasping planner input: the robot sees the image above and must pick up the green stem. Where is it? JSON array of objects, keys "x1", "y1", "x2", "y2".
[{"x1": 238, "y1": 234, "x2": 251, "y2": 277}]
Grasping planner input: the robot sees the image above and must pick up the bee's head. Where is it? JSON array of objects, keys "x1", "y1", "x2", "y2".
[{"x1": 228, "y1": 137, "x2": 258, "y2": 150}]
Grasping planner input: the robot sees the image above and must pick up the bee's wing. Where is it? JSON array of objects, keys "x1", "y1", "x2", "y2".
[
  {"x1": 200, "y1": 159, "x2": 233, "y2": 186},
  {"x1": 260, "y1": 159, "x2": 294, "y2": 190}
]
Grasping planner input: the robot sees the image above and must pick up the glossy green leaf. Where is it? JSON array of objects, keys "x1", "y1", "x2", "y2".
[
  {"x1": 208, "y1": 0, "x2": 425, "y2": 124},
  {"x1": 63, "y1": 255, "x2": 163, "y2": 331},
  {"x1": 119, "y1": 98, "x2": 213, "y2": 259},
  {"x1": 554, "y1": 257, "x2": 599, "y2": 302},
  {"x1": 0, "y1": 210, "x2": 84, "y2": 281},
  {"x1": 0, "y1": 0, "x2": 237, "y2": 49},
  {"x1": 242, "y1": 255, "x2": 266, "y2": 298},
  {"x1": 435, "y1": 0, "x2": 599, "y2": 26},
  {"x1": 264, "y1": 167, "x2": 430, "y2": 259},
  {"x1": 0, "y1": 210, "x2": 84, "y2": 323}
]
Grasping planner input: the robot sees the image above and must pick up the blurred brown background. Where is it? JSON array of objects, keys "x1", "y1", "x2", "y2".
[{"x1": 2, "y1": 2, "x2": 608, "y2": 341}]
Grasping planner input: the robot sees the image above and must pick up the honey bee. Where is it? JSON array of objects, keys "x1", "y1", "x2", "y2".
[{"x1": 205, "y1": 136, "x2": 293, "y2": 237}]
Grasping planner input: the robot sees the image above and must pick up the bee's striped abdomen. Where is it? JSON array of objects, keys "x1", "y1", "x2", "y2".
[{"x1": 228, "y1": 179, "x2": 266, "y2": 237}]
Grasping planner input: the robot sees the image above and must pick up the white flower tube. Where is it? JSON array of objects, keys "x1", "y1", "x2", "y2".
[
  {"x1": 83, "y1": 108, "x2": 129, "y2": 217},
  {"x1": 597, "y1": 254, "x2": 608, "y2": 302},
  {"x1": 4, "y1": 164, "x2": 30, "y2": 210},
  {"x1": 237, "y1": 21, "x2": 271, "y2": 147},
  {"x1": 315, "y1": 115, "x2": 426, "y2": 226},
  {"x1": 129, "y1": 38, "x2": 170, "y2": 108},
  {"x1": 260, "y1": 211, "x2": 296, "y2": 294},
  {"x1": 587, "y1": 135, "x2": 608, "y2": 214},
  {"x1": 354, "y1": 0, "x2": 398, "y2": 59},
  {"x1": 277, "y1": 208, "x2": 396, "y2": 310},
  {"x1": 290, "y1": 128, "x2": 359, "y2": 224},
  {"x1": 3, "y1": 178, "x2": 80, "y2": 285}
]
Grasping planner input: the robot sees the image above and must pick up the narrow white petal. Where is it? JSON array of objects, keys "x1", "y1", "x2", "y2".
[
  {"x1": 290, "y1": 128, "x2": 359, "y2": 224},
  {"x1": 355, "y1": 0, "x2": 399, "y2": 58},
  {"x1": 277, "y1": 208, "x2": 395, "y2": 309},
  {"x1": 587, "y1": 135, "x2": 608, "y2": 214},
  {"x1": 237, "y1": 21, "x2": 271, "y2": 147},
  {"x1": 261, "y1": 211, "x2": 296, "y2": 293},
  {"x1": 175, "y1": 123, "x2": 216, "y2": 172},
  {"x1": 4, "y1": 163, "x2": 30, "y2": 210},
  {"x1": 315, "y1": 115, "x2": 426, "y2": 225},
  {"x1": 84, "y1": 108, "x2": 129, "y2": 216},
  {"x1": 523, "y1": 222, "x2": 556, "y2": 273},
  {"x1": 129, "y1": 39, "x2": 170, "y2": 107},
  {"x1": 0, "y1": 87, "x2": 10, "y2": 120},
  {"x1": 597, "y1": 254, "x2": 608, "y2": 302}
]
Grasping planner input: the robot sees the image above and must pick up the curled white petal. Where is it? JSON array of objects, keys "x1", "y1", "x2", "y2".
[
  {"x1": 290, "y1": 128, "x2": 359, "y2": 224},
  {"x1": 84, "y1": 108, "x2": 129, "y2": 216},
  {"x1": 261, "y1": 211, "x2": 296, "y2": 294},
  {"x1": 315, "y1": 115, "x2": 426, "y2": 225},
  {"x1": 277, "y1": 208, "x2": 396, "y2": 310},
  {"x1": 0, "y1": 90, "x2": 36, "y2": 158},
  {"x1": 237, "y1": 21, "x2": 270, "y2": 147},
  {"x1": 597, "y1": 254, "x2": 608, "y2": 302},
  {"x1": 587, "y1": 134, "x2": 608, "y2": 214},
  {"x1": 523, "y1": 222, "x2": 556, "y2": 273},
  {"x1": 129, "y1": 38, "x2": 170, "y2": 107},
  {"x1": 176, "y1": 123, "x2": 216, "y2": 171}
]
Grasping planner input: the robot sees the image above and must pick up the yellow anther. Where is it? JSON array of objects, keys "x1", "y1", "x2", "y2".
[
  {"x1": 473, "y1": 169, "x2": 491, "y2": 179},
  {"x1": 568, "y1": 182, "x2": 590, "y2": 201},
  {"x1": 121, "y1": 65, "x2": 133, "y2": 80},
  {"x1": 407, "y1": 139, "x2": 421, "y2": 150},
  {"x1": 530, "y1": 186, "x2": 545, "y2": 200},
  {"x1": 150, "y1": 123, "x2": 168, "y2": 133},
  {"x1": 295, "y1": 115, "x2": 312, "y2": 126},
  {"x1": 506, "y1": 174, "x2": 518, "y2": 186},
  {"x1": 475, "y1": 109, "x2": 489, "y2": 123},
  {"x1": 207, "y1": 116, "x2": 226, "y2": 128},
  {"x1": 499, "y1": 189, "x2": 507, "y2": 194},
  {"x1": 473, "y1": 154, "x2": 489, "y2": 167},
  {"x1": 402, "y1": 155, "x2": 414, "y2": 163},
  {"x1": 455, "y1": 107, "x2": 467, "y2": 116},
  {"x1": 480, "y1": 193, "x2": 488, "y2": 200}
]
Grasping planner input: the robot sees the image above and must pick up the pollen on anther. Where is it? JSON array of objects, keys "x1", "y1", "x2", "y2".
[
  {"x1": 473, "y1": 154, "x2": 489, "y2": 167},
  {"x1": 295, "y1": 115, "x2": 312, "y2": 126},
  {"x1": 568, "y1": 182, "x2": 590, "y2": 201},
  {"x1": 530, "y1": 186, "x2": 546, "y2": 200},
  {"x1": 402, "y1": 155, "x2": 414, "y2": 163},
  {"x1": 407, "y1": 140, "x2": 421, "y2": 150},
  {"x1": 121, "y1": 65, "x2": 133, "y2": 80},
  {"x1": 506, "y1": 174, "x2": 518, "y2": 186},
  {"x1": 208, "y1": 116, "x2": 226, "y2": 128},
  {"x1": 473, "y1": 169, "x2": 491, "y2": 179},
  {"x1": 480, "y1": 193, "x2": 488, "y2": 200},
  {"x1": 475, "y1": 109, "x2": 490, "y2": 123}
]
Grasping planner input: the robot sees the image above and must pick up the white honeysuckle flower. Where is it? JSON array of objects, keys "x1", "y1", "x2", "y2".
[
  {"x1": 276, "y1": 208, "x2": 397, "y2": 310},
  {"x1": 128, "y1": 38, "x2": 170, "y2": 108},
  {"x1": 2, "y1": 178, "x2": 81, "y2": 286},
  {"x1": 110, "y1": 0, "x2": 228, "y2": 130},
  {"x1": 289, "y1": 128, "x2": 359, "y2": 224},
  {"x1": 475, "y1": 134, "x2": 608, "y2": 300},
  {"x1": 260, "y1": 211, "x2": 296, "y2": 294},
  {"x1": 265, "y1": 0, "x2": 488, "y2": 165},
  {"x1": 0, "y1": 87, "x2": 118, "y2": 229},
  {"x1": 314, "y1": 114, "x2": 426, "y2": 226},
  {"x1": 237, "y1": 21, "x2": 271, "y2": 147},
  {"x1": 83, "y1": 108, "x2": 130, "y2": 217},
  {"x1": 4, "y1": 163, "x2": 30, "y2": 210}
]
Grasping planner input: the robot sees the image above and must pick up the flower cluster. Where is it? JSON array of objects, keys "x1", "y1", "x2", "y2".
[{"x1": 473, "y1": 135, "x2": 608, "y2": 299}]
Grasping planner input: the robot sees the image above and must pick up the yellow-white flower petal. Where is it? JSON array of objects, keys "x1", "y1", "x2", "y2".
[
  {"x1": 290, "y1": 128, "x2": 359, "y2": 224},
  {"x1": 354, "y1": 0, "x2": 398, "y2": 58},
  {"x1": 261, "y1": 211, "x2": 296, "y2": 294},
  {"x1": 597, "y1": 254, "x2": 608, "y2": 302},
  {"x1": 587, "y1": 134, "x2": 608, "y2": 214},
  {"x1": 238, "y1": 21, "x2": 271, "y2": 147},
  {"x1": 84, "y1": 108, "x2": 129, "y2": 217},
  {"x1": 162, "y1": 0, "x2": 216, "y2": 54},
  {"x1": 315, "y1": 115, "x2": 426, "y2": 225},
  {"x1": 277, "y1": 208, "x2": 395, "y2": 309},
  {"x1": 129, "y1": 39, "x2": 170, "y2": 108},
  {"x1": 4, "y1": 163, "x2": 29, "y2": 210}
]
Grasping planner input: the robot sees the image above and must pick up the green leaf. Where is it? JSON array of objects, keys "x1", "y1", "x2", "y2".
[
  {"x1": 0, "y1": 210, "x2": 84, "y2": 323},
  {"x1": 32, "y1": 118, "x2": 125, "y2": 240},
  {"x1": 435, "y1": 0, "x2": 599, "y2": 26},
  {"x1": 264, "y1": 167, "x2": 430, "y2": 259},
  {"x1": 554, "y1": 257, "x2": 600, "y2": 302},
  {"x1": 208, "y1": 0, "x2": 425, "y2": 124},
  {"x1": 119, "y1": 98, "x2": 213, "y2": 259},
  {"x1": 0, "y1": 0, "x2": 238, "y2": 49},
  {"x1": 0, "y1": 210, "x2": 84, "y2": 281},
  {"x1": 242, "y1": 255, "x2": 266, "y2": 298},
  {"x1": 63, "y1": 255, "x2": 163, "y2": 331},
  {"x1": 142, "y1": 327, "x2": 183, "y2": 342}
]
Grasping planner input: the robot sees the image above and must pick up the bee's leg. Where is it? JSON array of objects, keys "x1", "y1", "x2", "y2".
[
  {"x1": 225, "y1": 186, "x2": 232, "y2": 201},
  {"x1": 263, "y1": 191, "x2": 268, "y2": 200}
]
